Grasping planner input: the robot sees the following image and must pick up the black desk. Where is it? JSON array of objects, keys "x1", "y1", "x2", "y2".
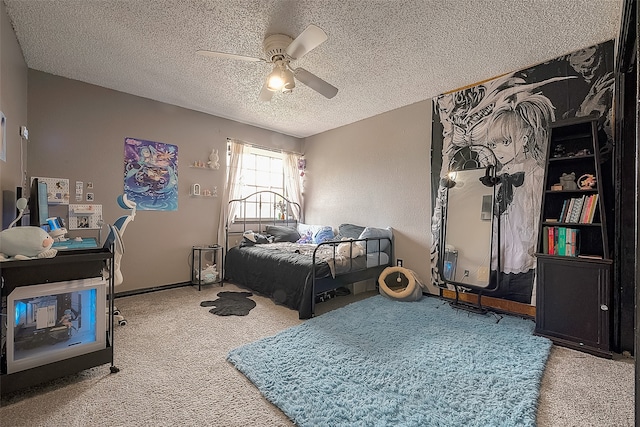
[{"x1": 0, "y1": 247, "x2": 118, "y2": 396}]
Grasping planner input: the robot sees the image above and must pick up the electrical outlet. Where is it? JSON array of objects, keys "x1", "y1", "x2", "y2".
[
  {"x1": 396, "y1": 259, "x2": 403, "y2": 267},
  {"x1": 20, "y1": 125, "x2": 28, "y2": 140},
  {"x1": 463, "y1": 269, "x2": 470, "y2": 277}
]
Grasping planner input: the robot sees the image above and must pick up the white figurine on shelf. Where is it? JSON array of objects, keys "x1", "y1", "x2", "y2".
[{"x1": 208, "y1": 149, "x2": 220, "y2": 170}]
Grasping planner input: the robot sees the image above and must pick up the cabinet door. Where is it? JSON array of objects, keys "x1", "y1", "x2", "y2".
[{"x1": 536, "y1": 256, "x2": 611, "y2": 355}]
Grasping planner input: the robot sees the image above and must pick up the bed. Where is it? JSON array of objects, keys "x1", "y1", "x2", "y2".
[{"x1": 223, "y1": 191, "x2": 393, "y2": 319}]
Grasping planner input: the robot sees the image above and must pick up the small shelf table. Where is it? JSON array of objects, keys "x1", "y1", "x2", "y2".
[{"x1": 191, "y1": 245, "x2": 223, "y2": 290}]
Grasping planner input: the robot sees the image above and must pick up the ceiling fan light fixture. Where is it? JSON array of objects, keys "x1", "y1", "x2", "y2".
[
  {"x1": 267, "y1": 60, "x2": 295, "y2": 93},
  {"x1": 266, "y1": 66, "x2": 285, "y2": 91},
  {"x1": 282, "y1": 67, "x2": 295, "y2": 91}
]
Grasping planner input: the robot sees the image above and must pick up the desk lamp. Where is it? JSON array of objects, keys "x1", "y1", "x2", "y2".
[{"x1": 7, "y1": 198, "x2": 27, "y2": 228}]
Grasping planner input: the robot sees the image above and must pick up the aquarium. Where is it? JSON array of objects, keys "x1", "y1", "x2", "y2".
[{"x1": 6, "y1": 277, "x2": 106, "y2": 374}]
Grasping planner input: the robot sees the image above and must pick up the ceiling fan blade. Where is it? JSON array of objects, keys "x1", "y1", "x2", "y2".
[
  {"x1": 285, "y1": 24, "x2": 328, "y2": 59},
  {"x1": 259, "y1": 81, "x2": 274, "y2": 102},
  {"x1": 294, "y1": 68, "x2": 338, "y2": 99},
  {"x1": 196, "y1": 50, "x2": 264, "y2": 62}
]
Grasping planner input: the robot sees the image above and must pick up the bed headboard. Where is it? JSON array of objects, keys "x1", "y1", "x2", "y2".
[{"x1": 225, "y1": 190, "x2": 300, "y2": 250}]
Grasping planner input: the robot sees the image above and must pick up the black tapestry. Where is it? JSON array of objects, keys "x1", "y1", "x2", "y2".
[{"x1": 430, "y1": 40, "x2": 614, "y2": 304}]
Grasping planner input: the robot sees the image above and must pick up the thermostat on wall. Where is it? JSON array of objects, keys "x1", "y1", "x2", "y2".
[{"x1": 20, "y1": 125, "x2": 28, "y2": 140}]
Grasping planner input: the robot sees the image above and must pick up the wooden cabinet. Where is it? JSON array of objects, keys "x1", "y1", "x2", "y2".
[
  {"x1": 535, "y1": 116, "x2": 612, "y2": 357},
  {"x1": 535, "y1": 255, "x2": 611, "y2": 357}
]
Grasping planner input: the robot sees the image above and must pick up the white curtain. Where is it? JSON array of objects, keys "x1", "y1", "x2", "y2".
[
  {"x1": 217, "y1": 140, "x2": 246, "y2": 247},
  {"x1": 284, "y1": 152, "x2": 303, "y2": 221}
]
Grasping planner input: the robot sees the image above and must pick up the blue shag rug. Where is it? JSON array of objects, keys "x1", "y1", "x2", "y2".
[{"x1": 227, "y1": 296, "x2": 552, "y2": 427}]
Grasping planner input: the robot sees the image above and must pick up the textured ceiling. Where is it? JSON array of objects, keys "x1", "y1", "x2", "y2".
[{"x1": 4, "y1": 0, "x2": 622, "y2": 138}]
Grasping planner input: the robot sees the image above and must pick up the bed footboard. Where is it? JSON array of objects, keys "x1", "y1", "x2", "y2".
[{"x1": 302, "y1": 237, "x2": 393, "y2": 319}]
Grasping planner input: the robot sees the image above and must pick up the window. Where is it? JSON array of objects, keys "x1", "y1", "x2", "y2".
[{"x1": 228, "y1": 143, "x2": 285, "y2": 219}]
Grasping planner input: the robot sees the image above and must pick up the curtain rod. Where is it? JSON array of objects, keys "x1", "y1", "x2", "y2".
[{"x1": 226, "y1": 137, "x2": 303, "y2": 156}]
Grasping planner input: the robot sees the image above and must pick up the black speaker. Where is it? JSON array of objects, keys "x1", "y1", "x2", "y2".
[
  {"x1": 2, "y1": 189, "x2": 16, "y2": 229},
  {"x1": 2, "y1": 187, "x2": 27, "y2": 229}
]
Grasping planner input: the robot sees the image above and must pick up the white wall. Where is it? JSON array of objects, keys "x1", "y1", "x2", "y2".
[{"x1": 303, "y1": 100, "x2": 437, "y2": 293}]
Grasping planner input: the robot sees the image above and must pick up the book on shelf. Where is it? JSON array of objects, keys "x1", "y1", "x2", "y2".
[
  {"x1": 567, "y1": 228, "x2": 578, "y2": 257},
  {"x1": 558, "y1": 194, "x2": 599, "y2": 224},
  {"x1": 542, "y1": 226, "x2": 579, "y2": 257},
  {"x1": 577, "y1": 254, "x2": 603, "y2": 260},
  {"x1": 577, "y1": 194, "x2": 590, "y2": 223},
  {"x1": 569, "y1": 195, "x2": 585, "y2": 223},
  {"x1": 564, "y1": 198, "x2": 574, "y2": 222},
  {"x1": 579, "y1": 195, "x2": 592, "y2": 223},
  {"x1": 557, "y1": 227, "x2": 566, "y2": 256},
  {"x1": 587, "y1": 194, "x2": 599, "y2": 223},
  {"x1": 559, "y1": 199, "x2": 569, "y2": 222}
]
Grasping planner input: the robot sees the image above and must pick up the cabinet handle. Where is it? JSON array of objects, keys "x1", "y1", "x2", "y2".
[{"x1": 600, "y1": 304, "x2": 609, "y2": 311}]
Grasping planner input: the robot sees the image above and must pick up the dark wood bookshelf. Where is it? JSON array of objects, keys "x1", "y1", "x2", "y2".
[{"x1": 535, "y1": 116, "x2": 612, "y2": 358}]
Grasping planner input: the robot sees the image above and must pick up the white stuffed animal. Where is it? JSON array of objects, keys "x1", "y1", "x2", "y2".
[
  {"x1": 195, "y1": 264, "x2": 218, "y2": 284},
  {"x1": 336, "y1": 239, "x2": 365, "y2": 258},
  {"x1": 208, "y1": 149, "x2": 220, "y2": 170},
  {"x1": 0, "y1": 226, "x2": 58, "y2": 261}
]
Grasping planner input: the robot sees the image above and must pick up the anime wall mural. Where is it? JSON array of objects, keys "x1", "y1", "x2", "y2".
[
  {"x1": 430, "y1": 40, "x2": 614, "y2": 304},
  {"x1": 124, "y1": 137, "x2": 178, "y2": 211}
]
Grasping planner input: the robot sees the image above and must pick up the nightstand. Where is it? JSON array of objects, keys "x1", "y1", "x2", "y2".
[{"x1": 191, "y1": 245, "x2": 223, "y2": 290}]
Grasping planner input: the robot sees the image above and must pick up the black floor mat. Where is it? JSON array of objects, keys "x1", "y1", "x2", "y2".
[{"x1": 200, "y1": 291, "x2": 256, "y2": 316}]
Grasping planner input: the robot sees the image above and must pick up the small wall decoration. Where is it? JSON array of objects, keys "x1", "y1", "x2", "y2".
[
  {"x1": 208, "y1": 149, "x2": 220, "y2": 169},
  {"x1": 75, "y1": 181, "x2": 84, "y2": 202},
  {"x1": 124, "y1": 137, "x2": 178, "y2": 211},
  {"x1": 298, "y1": 157, "x2": 306, "y2": 177}
]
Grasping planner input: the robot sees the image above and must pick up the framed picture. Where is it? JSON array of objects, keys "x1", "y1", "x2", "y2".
[{"x1": 0, "y1": 111, "x2": 6, "y2": 162}]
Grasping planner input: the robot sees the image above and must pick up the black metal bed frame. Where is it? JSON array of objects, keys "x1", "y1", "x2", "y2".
[{"x1": 224, "y1": 190, "x2": 393, "y2": 318}]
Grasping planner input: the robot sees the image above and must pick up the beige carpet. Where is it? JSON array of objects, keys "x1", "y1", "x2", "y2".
[{"x1": 0, "y1": 284, "x2": 634, "y2": 426}]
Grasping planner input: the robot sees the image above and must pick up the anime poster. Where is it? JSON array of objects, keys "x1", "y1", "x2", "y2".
[
  {"x1": 124, "y1": 137, "x2": 178, "y2": 211},
  {"x1": 430, "y1": 40, "x2": 614, "y2": 304}
]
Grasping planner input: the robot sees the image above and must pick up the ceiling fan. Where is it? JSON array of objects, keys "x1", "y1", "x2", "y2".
[{"x1": 197, "y1": 24, "x2": 338, "y2": 102}]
